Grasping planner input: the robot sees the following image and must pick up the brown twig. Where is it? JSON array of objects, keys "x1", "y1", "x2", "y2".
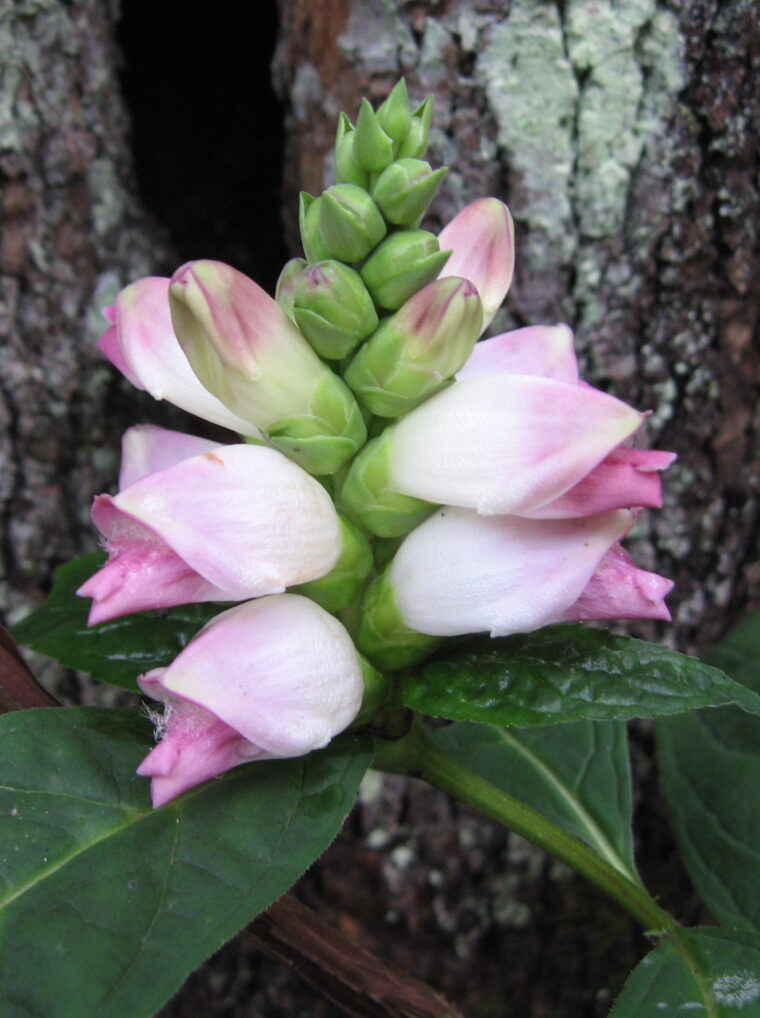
[
  {"x1": 249, "y1": 894, "x2": 464, "y2": 1018},
  {"x1": 0, "y1": 624, "x2": 464, "y2": 1018}
]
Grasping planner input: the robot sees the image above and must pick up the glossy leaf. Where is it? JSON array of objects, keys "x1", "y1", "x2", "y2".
[
  {"x1": 658, "y1": 611, "x2": 760, "y2": 933},
  {"x1": 11, "y1": 553, "x2": 222, "y2": 692},
  {"x1": 403, "y1": 625, "x2": 760, "y2": 726},
  {"x1": 0, "y1": 707, "x2": 371, "y2": 1018},
  {"x1": 609, "y1": 927, "x2": 760, "y2": 1017},
  {"x1": 432, "y1": 719, "x2": 636, "y2": 878}
]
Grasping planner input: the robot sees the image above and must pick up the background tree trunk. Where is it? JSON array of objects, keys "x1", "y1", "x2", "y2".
[
  {"x1": 1, "y1": 1, "x2": 757, "y2": 1015},
  {"x1": 0, "y1": 0, "x2": 168, "y2": 701}
]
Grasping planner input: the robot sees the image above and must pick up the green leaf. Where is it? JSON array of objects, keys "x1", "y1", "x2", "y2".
[
  {"x1": 658, "y1": 611, "x2": 760, "y2": 934},
  {"x1": 609, "y1": 927, "x2": 760, "y2": 1017},
  {"x1": 0, "y1": 706, "x2": 371, "y2": 1018},
  {"x1": 403, "y1": 624, "x2": 760, "y2": 726},
  {"x1": 11, "y1": 553, "x2": 222, "y2": 691},
  {"x1": 432, "y1": 719, "x2": 637, "y2": 879}
]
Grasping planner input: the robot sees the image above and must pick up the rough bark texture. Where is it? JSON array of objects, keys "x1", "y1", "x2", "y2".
[
  {"x1": 2, "y1": 0, "x2": 758, "y2": 1016},
  {"x1": 0, "y1": 0, "x2": 170, "y2": 700}
]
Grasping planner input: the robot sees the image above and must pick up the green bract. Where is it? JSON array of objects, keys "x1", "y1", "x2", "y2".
[
  {"x1": 372, "y1": 159, "x2": 448, "y2": 228},
  {"x1": 318, "y1": 184, "x2": 387, "y2": 263},
  {"x1": 353, "y1": 97, "x2": 395, "y2": 171},
  {"x1": 360, "y1": 229, "x2": 451, "y2": 310},
  {"x1": 339, "y1": 427, "x2": 434, "y2": 537},
  {"x1": 292, "y1": 260, "x2": 378, "y2": 360}
]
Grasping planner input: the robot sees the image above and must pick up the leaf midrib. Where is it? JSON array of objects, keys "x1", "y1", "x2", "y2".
[{"x1": 492, "y1": 727, "x2": 635, "y2": 879}]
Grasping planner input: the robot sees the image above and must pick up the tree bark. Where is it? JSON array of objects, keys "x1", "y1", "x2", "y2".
[{"x1": 0, "y1": 0, "x2": 169, "y2": 697}]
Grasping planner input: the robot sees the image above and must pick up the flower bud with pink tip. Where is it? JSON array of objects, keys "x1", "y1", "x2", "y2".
[
  {"x1": 98, "y1": 277, "x2": 259, "y2": 437},
  {"x1": 136, "y1": 594, "x2": 365, "y2": 807},
  {"x1": 77, "y1": 427, "x2": 342, "y2": 624},
  {"x1": 437, "y1": 198, "x2": 515, "y2": 328},
  {"x1": 168, "y1": 260, "x2": 367, "y2": 474}
]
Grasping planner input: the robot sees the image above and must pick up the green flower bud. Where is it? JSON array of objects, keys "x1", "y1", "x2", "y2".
[
  {"x1": 275, "y1": 257, "x2": 307, "y2": 320},
  {"x1": 267, "y1": 368, "x2": 367, "y2": 475},
  {"x1": 299, "y1": 193, "x2": 333, "y2": 262},
  {"x1": 345, "y1": 277, "x2": 484, "y2": 417},
  {"x1": 356, "y1": 569, "x2": 440, "y2": 670},
  {"x1": 293, "y1": 515, "x2": 373, "y2": 613},
  {"x1": 372, "y1": 158, "x2": 448, "y2": 228},
  {"x1": 376, "y1": 79, "x2": 412, "y2": 146},
  {"x1": 339, "y1": 426, "x2": 433, "y2": 537},
  {"x1": 360, "y1": 229, "x2": 451, "y2": 311},
  {"x1": 397, "y1": 96, "x2": 433, "y2": 159},
  {"x1": 354, "y1": 97, "x2": 394, "y2": 172},
  {"x1": 334, "y1": 113, "x2": 369, "y2": 189},
  {"x1": 319, "y1": 184, "x2": 387, "y2": 263},
  {"x1": 292, "y1": 260, "x2": 379, "y2": 360}
]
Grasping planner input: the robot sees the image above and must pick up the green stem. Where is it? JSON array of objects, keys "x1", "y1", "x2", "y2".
[{"x1": 374, "y1": 718, "x2": 676, "y2": 935}]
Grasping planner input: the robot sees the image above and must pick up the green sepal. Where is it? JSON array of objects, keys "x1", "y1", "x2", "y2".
[
  {"x1": 339, "y1": 427, "x2": 434, "y2": 537},
  {"x1": 397, "y1": 96, "x2": 433, "y2": 159},
  {"x1": 299, "y1": 193, "x2": 332, "y2": 261},
  {"x1": 274, "y1": 257, "x2": 307, "y2": 319},
  {"x1": 354, "y1": 97, "x2": 394, "y2": 172},
  {"x1": 356, "y1": 569, "x2": 440, "y2": 671},
  {"x1": 318, "y1": 184, "x2": 387, "y2": 263},
  {"x1": 334, "y1": 113, "x2": 369, "y2": 188},
  {"x1": 376, "y1": 79, "x2": 412, "y2": 146},
  {"x1": 292, "y1": 515, "x2": 373, "y2": 613},
  {"x1": 372, "y1": 159, "x2": 447, "y2": 228},
  {"x1": 292, "y1": 260, "x2": 378, "y2": 360},
  {"x1": 351, "y1": 655, "x2": 393, "y2": 727},
  {"x1": 267, "y1": 371, "x2": 367, "y2": 475},
  {"x1": 360, "y1": 229, "x2": 450, "y2": 311}
]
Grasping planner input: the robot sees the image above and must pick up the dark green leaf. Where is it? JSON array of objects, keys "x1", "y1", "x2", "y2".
[
  {"x1": 403, "y1": 625, "x2": 760, "y2": 726},
  {"x1": 609, "y1": 927, "x2": 760, "y2": 1017},
  {"x1": 11, "y1": 553, "x2": 222, "y2": 691},
  {"x1": 658, "y1": 611, "x2": 760, "y2": 934},
  {"x1": 0, "y1": 707, "x2": 371, "y2": 1018},
  {"x1": 432, "y1": 719, "x2": 636, "y2": 878}
]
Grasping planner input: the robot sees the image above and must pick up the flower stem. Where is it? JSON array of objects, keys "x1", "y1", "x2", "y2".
[{"x1": 373, "y1": 717, "x2": 676, "y2": 936}]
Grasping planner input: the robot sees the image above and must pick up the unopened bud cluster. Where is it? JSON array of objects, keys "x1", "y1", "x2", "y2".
[{"x1": 85, "y1": 80, "x2": 674, "y2": 806}]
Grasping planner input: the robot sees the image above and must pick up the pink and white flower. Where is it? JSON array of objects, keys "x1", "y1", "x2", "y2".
[
  {"x1": 388, "y1": 372, "x2": 645, "y2": 516},
  {"x1": 78, "y1": 425, "x2": 341, "y2": 624},
  {"x1": 136, "y1": 594, "x2": 365, "y2": 807},
  {"x1": 387, "y1": 506, "x2": 672, "y2": 638}
]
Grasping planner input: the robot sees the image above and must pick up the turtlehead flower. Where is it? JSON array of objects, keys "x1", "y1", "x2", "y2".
[
  {"x1": 342, "y1": 372, "x2": 647, "y2": 536},
  {"x1": 388, "y1": 506, "x2": 671, "y2": 637},
  {"x1": 455, "y1": 325, "x2": 676, "y2": 518},
  {"x1": 78, "y1": 425, "x2": 341, "y2": 624},
  {"x1": 341, "y1": 322, "x2": 675, "y2": 536},
  {"x1": 169, "y1": 259, "x2": 367, "y2": 474},
  {"x1": 136, "y1": 594, "x2": 365, "y2": 807},
  {"x1": 357, "y1": 506, "x2": 673, "y2": 668},
  {"x1": 99, "y1": 277, "x2": 259, "y2": 437}
]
